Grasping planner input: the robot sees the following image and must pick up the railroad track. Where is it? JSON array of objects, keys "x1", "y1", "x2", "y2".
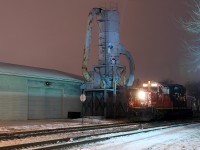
[
  {"x1": 0, "y1": 122, "x2": 135, "y2": 141},
  {"x1": 31, "y1": 122, "x2": 200, "y2": 150},
  {"x1": 0, "y1": 120, "x2": 199, "y2": 150}
]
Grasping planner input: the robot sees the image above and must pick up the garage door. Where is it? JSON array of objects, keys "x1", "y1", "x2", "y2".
[{"x1": 28, "y1": 87, "x2": 63, "y2": 119}]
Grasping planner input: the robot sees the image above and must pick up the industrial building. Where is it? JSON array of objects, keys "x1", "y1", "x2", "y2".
[
  {"x1": 81, "y1": 8, "x2": 134, "y2": 118},
  {"x1": 0, "y1": 62, "x2": 83, "y2": 120}
]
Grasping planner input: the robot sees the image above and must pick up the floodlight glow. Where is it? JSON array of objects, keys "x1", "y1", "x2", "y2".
[
  {"x1": 151, "y1": 83, "x2": 157, "y2": 87},
  {"x1": 138, "y1": 90, "x2": 146, "y2": 100},
  {"x1": 143, "y1": 83, "x2": 148, "y2": 87}
]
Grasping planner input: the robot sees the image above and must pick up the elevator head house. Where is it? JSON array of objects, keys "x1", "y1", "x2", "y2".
[{"x1": 0, "y1": 62, "x2": 83, "y2": 120}]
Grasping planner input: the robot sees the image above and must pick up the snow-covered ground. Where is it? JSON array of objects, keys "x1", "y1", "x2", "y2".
[
  {"x1": 70, "y1": 123, "x2": 200, "y2": 150},
  {"x1": 0, "y1": 119, "x2": 200, "y2": 150},
  {"x1": 0, "y1": 118, "x2": 123, "y2": 133}
]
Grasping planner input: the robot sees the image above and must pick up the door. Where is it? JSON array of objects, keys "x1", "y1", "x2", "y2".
[{"x1": 28, "y1": 87, "x2": 62, "y2": 119}]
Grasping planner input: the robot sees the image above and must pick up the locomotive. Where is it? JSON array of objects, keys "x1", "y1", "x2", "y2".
[{"x1": 128, "y1": 81, "x2": 193, "y2": 121}]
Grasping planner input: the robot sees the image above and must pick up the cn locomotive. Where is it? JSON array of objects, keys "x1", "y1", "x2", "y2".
[{"x1": 128, "y1": 81, "x2": 193, "y2": 121}]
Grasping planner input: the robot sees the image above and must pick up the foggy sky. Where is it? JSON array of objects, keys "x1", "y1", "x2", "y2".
[{"x1": 0, "y1": 0, "x2": 197, "y2": 84}]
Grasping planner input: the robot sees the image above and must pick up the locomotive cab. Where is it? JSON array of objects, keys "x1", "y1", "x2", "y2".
[
  {"x1": 130, "y1": 81, "x2": 171, "y2": 108},
  {"x1": 128, "y1": 81, "x2": 192, "y2": 121}
]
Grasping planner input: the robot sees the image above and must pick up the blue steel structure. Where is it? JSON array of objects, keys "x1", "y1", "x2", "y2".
[{"x1": 81, "y1": 8, "x2": 134, "y2": 118}]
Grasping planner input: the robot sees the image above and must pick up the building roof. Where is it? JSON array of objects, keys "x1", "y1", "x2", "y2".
[{"x1": 0, "y1": 62, "x2": 84, "y2": 82}]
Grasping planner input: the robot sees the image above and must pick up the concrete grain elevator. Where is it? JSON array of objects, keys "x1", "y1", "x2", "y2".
[{"x1": 81, "y1": 7, "x2": 134, "y2": 118}]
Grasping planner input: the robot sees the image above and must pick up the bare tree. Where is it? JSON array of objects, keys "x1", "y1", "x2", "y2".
[
  {"x1": 185, "y1": 81, "x2": 200, "y2": 112},
  {"x1": 181, "y1": 0, "x2": 200, "y2": 72}
]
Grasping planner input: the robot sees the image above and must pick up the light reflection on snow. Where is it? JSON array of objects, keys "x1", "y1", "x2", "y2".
[{"x1": 69, "y1": 123, "x2": 200, "y2": 150}]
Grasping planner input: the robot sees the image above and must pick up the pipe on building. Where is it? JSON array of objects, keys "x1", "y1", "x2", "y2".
[
  {"x1": 82, "y1": 8, "x2": 102, "y2": 81},
  {"x1": 119, "y1": 44, "x2": 135, "y2": 86}
]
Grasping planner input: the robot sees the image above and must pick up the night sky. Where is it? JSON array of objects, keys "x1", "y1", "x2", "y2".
[{"x1": 0, "y1": 0, "x2": 197, "y2": 84}]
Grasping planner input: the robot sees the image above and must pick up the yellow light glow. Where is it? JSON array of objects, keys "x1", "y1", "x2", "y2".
[
  {"x1": 143, "y1": 83, "x2": 148, "y2": 87},
  {"x1": 151, "y1": 83, "x2": 157, "y2": 87},
  {"x1": 138, "y1": 90, "x2": 146, "y2": 100}
]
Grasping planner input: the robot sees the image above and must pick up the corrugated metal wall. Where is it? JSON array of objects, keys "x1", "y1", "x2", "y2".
[
  {"x1": 0, "y1": 75, "x2": 28, "y2": 120},
  {"x1": 0, "y1": 74, "x2": 82, "y2": 120},
  {"x1": 28, "y1": 87, "x2": 63, "y2": 119},
  {"x1": 0, "y1": 92, "x2": 27, "y2": 120}
]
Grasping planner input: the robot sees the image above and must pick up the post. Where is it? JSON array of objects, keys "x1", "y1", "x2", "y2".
[
  {"x1": 113, "y1": 66, "x2": 117, "y2": 118},
  {"x1": 104, "y1": 89, "x2": 107, "y2": 118},
  {"x1": 92, "y1": 91, "x2": 95, "y2": 116},
  {"x1": 80, "y1": 93, "x2": 86, "y2": 125},
  {"x1": 82, "y1": 101, "x2": 84, "y2": 125}
]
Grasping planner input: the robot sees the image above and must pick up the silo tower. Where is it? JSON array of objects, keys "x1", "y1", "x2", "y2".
[{"x1": 81, "y1": 6, "x2": 135, "y2": 118}]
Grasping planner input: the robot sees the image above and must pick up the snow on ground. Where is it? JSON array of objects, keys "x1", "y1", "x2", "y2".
[
  {"x1": 69, "y1": 123, "x2": 200, "y2": 150},
  {"x1": 1, "y1": 118, "x2": 200, "y2": 150},
  {"x1": 0, "y1": 118, "x2": 124, "y2": 133},
  {"x1": 0, "y1": 118, "x2": 125, "y2": 147}
]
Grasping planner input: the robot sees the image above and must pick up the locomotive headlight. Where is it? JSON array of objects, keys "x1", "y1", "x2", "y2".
[{"x1": 138, "y1": 90, "x2": 146, "y2": 100}]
